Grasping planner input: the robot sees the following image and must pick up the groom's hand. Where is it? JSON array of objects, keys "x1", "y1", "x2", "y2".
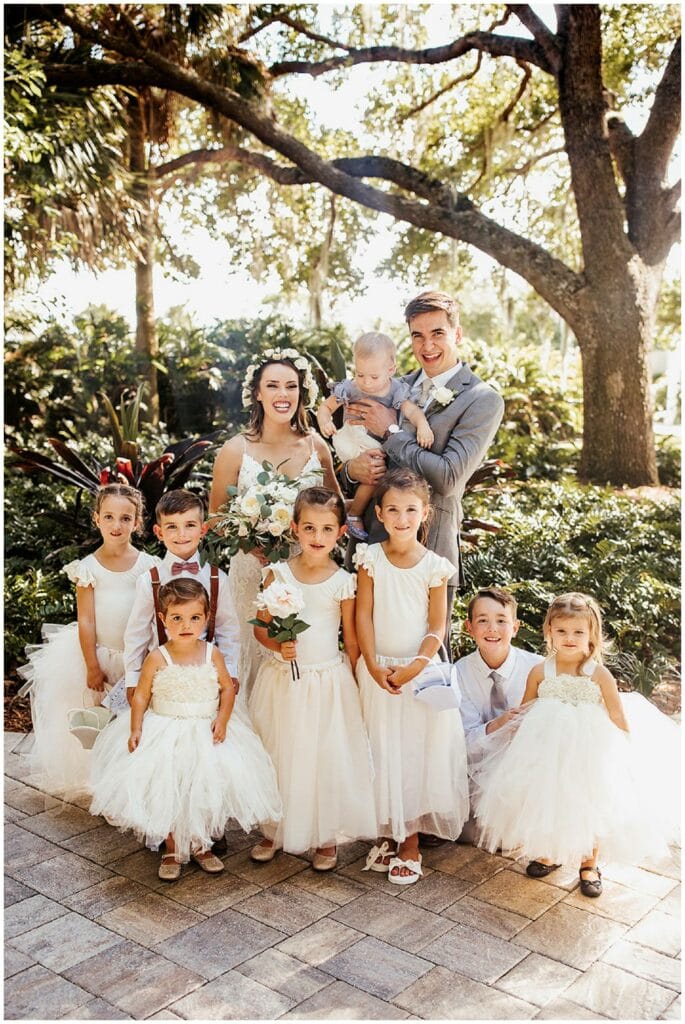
[
  {"x1": 347, "y1": 399, "x2": 396, "y2": 438},
  {"x1": 347, "y1": 450, "x2": 386, "y2": 486}
]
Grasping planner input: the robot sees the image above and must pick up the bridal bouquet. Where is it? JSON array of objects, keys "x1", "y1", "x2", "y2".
[
  {"x1": 249, "y1": 579, "x2": 311, "y2": 680},
  {"x1": 214, "y1": 461, "x2": 304, "y2": 563}
]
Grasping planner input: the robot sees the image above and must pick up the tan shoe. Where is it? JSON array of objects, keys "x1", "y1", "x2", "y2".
[
  {"x1": 158, "y1": 854, "x2": 181, "y2": 882},
  {"x1": 250, "y1": 840, "x2": 280, "y2": 863},
  {"x1": 192, "y1": 850, "x2": 225, "y2": 874},
  {"x1": 312, "y1": 848, "x2": 338, "y2": 872}
]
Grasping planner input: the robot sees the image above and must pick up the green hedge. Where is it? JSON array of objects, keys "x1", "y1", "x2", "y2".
[{"x1": 453, "y1": 479, "x2": 680, "y2": 693}]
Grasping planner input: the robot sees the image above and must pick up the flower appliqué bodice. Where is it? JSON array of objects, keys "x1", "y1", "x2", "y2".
[
  {"x1": 151, "y1": 658, "x2": 219, "y2": 719},
  {"x1": 236, "y1": 450, "x2": 322, "y2": 494},
  {"x1": 538, "y1": 674, "x2": 603, "y2": 707}
]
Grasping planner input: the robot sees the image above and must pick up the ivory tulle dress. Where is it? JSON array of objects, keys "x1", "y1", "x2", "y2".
[
  {"x1": 472, "y1": 656, "x2": 681, "y2": 865},
  {"x1": 90, "y1": 643, "x2": 282, "y2": 861},
  {"x1": 20, "y1": 551, "x2": 159, "y2": 798},
  {"x1": 354, "y1": 543, "x2": 470, "y2": 843},
  {"x1": 227, "y1": 441, "x2": 323, "y2": 704},
  {"x1": 249, "y1": 561, "x2": 377, "y2": 852}
]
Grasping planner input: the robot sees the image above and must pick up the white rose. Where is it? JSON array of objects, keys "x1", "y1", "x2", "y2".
[
  {"x1": 431, "y1": 385, "x2": 454, "y2": 406},
  {"x1": 294, "y1": 357, "x2": 308, "y2": 370},
  {"x1": 238, "y1": 523, "x2": 249, "y2": 537},
  {"x1": 239, "y1": 493, "x2": 262, "y2": 518},
  {"x1": 268, "y1": 521, "x2": 286, "y2": 536},
  {"x1": 261, "y1": 580, "x2": 305, "y2": 618},
  {"x1": 271, "y1": 503, "x2": 292, "y2": 529}
]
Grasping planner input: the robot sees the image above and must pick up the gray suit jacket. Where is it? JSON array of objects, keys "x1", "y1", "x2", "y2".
[{"x1": 362, "y1": 364, "x2": 504, "y2": 586}]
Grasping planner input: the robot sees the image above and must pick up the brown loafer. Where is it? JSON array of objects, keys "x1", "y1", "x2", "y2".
[
  {"x1": 192, "y1": 850, "x2": 225, "y2": 874},
  {"x1": 158, "y1": 854, "x2": 182, "y2": 881}
]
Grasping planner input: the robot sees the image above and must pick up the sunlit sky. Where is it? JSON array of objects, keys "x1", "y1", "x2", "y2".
[{"x1": 23, "y1": 4, "x2": 679, "y2": 338}]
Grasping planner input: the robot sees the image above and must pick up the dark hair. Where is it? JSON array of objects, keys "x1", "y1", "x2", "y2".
[
  {"x1": 374, "y1": 466, "x2": 431, "y2": 509},
  {"x1": 404, "y1": 290, "x2": 460, "y2": 329},
  {"x1": 94, "y1": 484, "x2": 145, "y2": 534},
  {"x1": 293, "y1": 486, "x2": 345, "y2": 526},
  {"x1": 158, "y1": 578, "x2": 209, "y2": 616},
  {"x1": 245, "y1": 359, "x2": 310, "y2": 439},
  {"x1": 374, "y1": 467, "x2": 432, "y2": 542},
  {"x1": 155, "y1": 489, "x2": 204, "y2": 524},
  {"x1": 467, "y1": 587, "x2": 518, "y2": 620}
]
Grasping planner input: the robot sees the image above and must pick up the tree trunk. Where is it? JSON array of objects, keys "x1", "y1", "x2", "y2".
[
  {"x1": 129, "y1": 94, "x2": 160, "y2": 426},
  {"x1": 574, "y1": 273, "x2": 659, "y2": 486}
]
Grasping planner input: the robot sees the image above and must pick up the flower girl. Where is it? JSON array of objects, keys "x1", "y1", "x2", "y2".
[
  {"x1": 355, "y1": 467, "x2": 469, "y2": 885},
  {"x1": 22, "y1": 484, "x2": 158, "y2": 797},
  {"x1": 90, "y1": 579, "x2": 281, "y2": 880},
  {"x1": 249, "y1": 486, "x2": 377, "y2": 869},
  {"x1": 473, "y1": 593, "x2": 680, "y2": 897}
]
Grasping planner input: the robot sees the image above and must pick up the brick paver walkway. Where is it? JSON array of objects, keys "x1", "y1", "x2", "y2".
[{"x1": 4, "y1": 731, "x2": 681, "y2": 1020}]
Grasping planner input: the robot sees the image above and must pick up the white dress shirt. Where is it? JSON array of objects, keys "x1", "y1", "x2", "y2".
[
  {"x1": 456, "y1": 645, "x2": 543, "y2": 761},
  {"x1": 124, "y1": 550, "x2": 241, "y2": 688}
]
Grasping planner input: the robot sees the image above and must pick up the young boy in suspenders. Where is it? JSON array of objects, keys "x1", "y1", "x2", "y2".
[{"x1": 123, "y1": 490, "x2": 241, "y2": 704}]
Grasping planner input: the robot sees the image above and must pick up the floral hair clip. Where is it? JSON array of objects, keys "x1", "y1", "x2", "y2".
[{"x1": 242, "y1": 347, "x2": 319, "y2": 410}]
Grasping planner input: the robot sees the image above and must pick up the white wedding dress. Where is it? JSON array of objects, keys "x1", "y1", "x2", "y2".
[{"x1": 228, "y1": 441, "x2": 323, "y2": 705}]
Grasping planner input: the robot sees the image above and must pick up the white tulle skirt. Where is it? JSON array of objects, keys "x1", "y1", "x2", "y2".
[
  {"x1": 20, "y1": 622, "x2": 122, "y2": 798},
  {"x1": 357, "y1": 656, "x2": 469, "y2": 843},
  {"x1": 250, "y1": 654, "x2": 378, "y2": 852},
  {"x1": 89, "y1": 708, "x2": 282, "y2": 862},
  {"x1": 472, "y1": 693, "x2": 681, "y2": 865}
]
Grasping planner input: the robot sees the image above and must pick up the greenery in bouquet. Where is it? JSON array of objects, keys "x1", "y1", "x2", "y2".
[{"x1": 214, "y1": 460, "x2": 321, "y2": 564}]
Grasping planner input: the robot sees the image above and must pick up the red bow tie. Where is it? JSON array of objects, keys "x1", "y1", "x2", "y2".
[{"x1": 171, "y1": 561, "x2": 200, "y2": 576}]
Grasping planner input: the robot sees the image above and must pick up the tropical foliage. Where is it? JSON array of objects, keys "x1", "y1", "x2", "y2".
[{"x1": 454, "y1": 480, "x2": 681, "y2": 694}]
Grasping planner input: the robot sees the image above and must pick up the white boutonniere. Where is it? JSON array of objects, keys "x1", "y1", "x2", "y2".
[{"x1": 430, "y1": 385, "x2": 455, "y2": 407}]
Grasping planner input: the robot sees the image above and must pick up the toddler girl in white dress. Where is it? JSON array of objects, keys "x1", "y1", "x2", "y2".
[
  {"x1": 90, "y1": 578, "x2": 281, "y2": 880},
  {"x1": 249, "y1": 486, "x2": 377, "y2": 870},
  {"x1": 355, "y1": 467, "x2": 469, "y2": 885},
  {"x1": 21, "y1": 484, "x2": 158, "y2": 798},
  {"x1": 472, "y1": 593, "x2": 680, "y2": 897}
]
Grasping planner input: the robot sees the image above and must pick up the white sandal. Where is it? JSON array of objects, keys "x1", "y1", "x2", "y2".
[
  {"x1": 363, "y1": 840, "x2": 397, "y2": 873},
  {"x1": 387, "y1": 854, "x2": 423, "y2": 886}
]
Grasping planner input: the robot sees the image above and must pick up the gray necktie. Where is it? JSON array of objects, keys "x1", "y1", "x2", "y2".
[
  {"x1": 489, "y1": 670, "x2": 508, "y2": 717},
  {"x1": 418, "y1": 377, "x2": 433, "y2": 408}
]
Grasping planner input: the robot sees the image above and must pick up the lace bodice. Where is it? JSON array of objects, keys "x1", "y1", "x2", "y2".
[
  {"x1": 151, "y1": 645, "x2": 219, "y2": 718},
  {"x1": 538, "y1": 675, "x2": 603, "y2": 706},
  {"x1": 236, "y1": 448, "x2": 323, "y2": 493},
  {"x1": 538, "y1": 656, "x2": 603, "y2": 707}
]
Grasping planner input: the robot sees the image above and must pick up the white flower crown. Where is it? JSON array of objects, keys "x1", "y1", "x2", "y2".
[{"x1": 241, "y1": 347, "x2": 319, "y2": 410}]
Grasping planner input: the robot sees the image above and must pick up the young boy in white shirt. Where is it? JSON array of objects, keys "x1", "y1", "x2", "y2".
[
  {"x1": 456, "y1": 587, "x2": 543, "y2": 842},
  {"x1": 123, "y1": 490, "x2": 241, "y2": 702}
]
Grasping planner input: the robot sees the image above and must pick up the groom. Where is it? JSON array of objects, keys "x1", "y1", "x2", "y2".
[{"x1": 341, "y1": 289, "x2": 504, "y2": 630}]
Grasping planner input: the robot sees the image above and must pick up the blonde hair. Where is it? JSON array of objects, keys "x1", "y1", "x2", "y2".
[
  {"x1": 543, "y1": 592, "x2": 606, "y2": 663},
  {"x1": 353, "y1": 332, "x2": 396, "y2": 362}
]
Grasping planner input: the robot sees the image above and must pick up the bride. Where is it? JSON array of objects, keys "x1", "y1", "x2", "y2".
[{"x1": 209, "y1": 348, "x2": 341, "y2": 705}]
